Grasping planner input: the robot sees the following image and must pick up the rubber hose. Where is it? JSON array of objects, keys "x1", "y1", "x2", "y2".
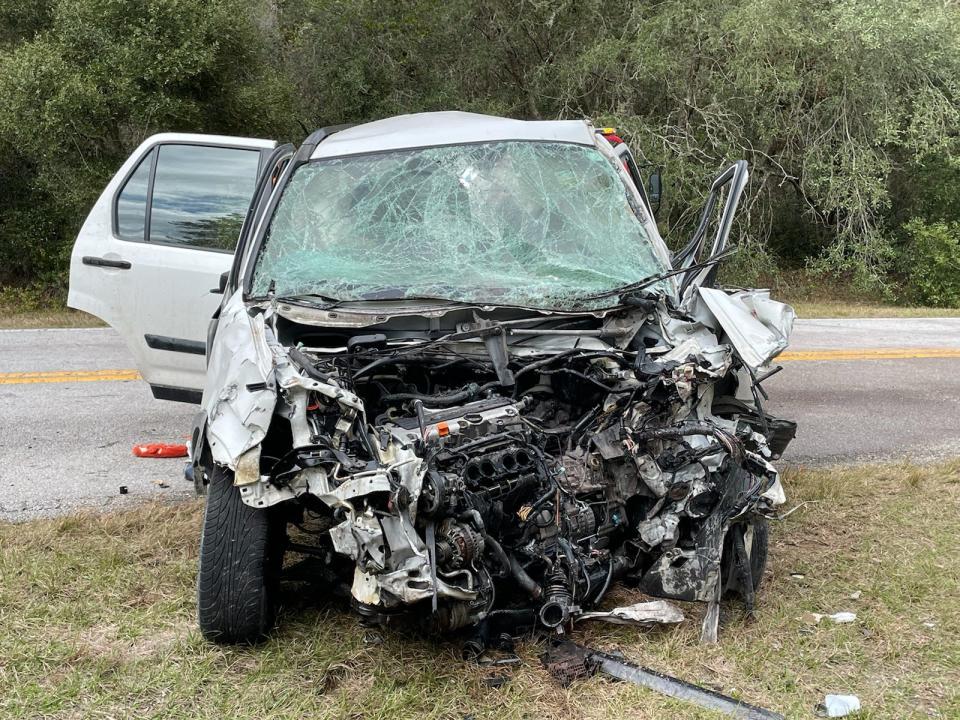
[{"x1": 508, "y1": 555, "x2": 543, "y2": 600}]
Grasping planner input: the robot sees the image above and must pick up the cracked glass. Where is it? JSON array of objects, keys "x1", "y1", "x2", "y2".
[{"x1": 251, "y1": 141, "x2": 668, "y2": 309}]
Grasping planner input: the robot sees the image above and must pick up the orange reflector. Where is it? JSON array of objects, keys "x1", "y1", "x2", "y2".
[{"x1": 436, "y1": 421, "x2": 450, "y2": 437}]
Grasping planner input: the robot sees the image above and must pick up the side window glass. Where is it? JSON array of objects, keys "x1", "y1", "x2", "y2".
[
  {"x1": 149, "y1": 145, "x2": 261, "y2": 250},
  {"x1": 116, "y1": 150, "x2": 153, "y2": 241}
]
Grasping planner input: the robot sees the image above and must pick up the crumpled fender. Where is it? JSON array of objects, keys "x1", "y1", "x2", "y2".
[
  {"x1": 202, "y1": 290, "x2": 278, "y2": 469},
  {"x1": 695, "y1": 287, "x2": 795, "y2": 370}
]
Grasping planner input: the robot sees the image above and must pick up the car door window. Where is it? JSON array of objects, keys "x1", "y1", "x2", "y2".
[
  {"x1": 115, "y1": 150, "x2": 153, "y2": 241},
  {"x1": 149, "y1": 144, "x2": 261, "y2": 251}
]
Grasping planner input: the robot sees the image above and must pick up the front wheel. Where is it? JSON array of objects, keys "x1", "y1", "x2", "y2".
[
  {"x1": 722, "y1": 517, "x2": 769, "y2": 599},
  {"x1": 745, "y1": 518, "x2": 769, "y2": 591},
  {"x1": 197, "y1": 465, "x2": 285, "y2": 643}
]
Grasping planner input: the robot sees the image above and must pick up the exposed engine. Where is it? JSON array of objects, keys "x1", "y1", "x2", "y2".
[{"x1": 200, "y1": 290, "x2": 795, "y2": 642}]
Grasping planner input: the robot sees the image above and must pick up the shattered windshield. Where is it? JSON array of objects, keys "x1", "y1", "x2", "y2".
[{"x1": 250, "y1": 141, "x2": 669, "y2": 309}]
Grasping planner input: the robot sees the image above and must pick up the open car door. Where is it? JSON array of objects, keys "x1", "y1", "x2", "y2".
[{"x1": 68, "y1": 133, "x2": 277, "y2": 402}]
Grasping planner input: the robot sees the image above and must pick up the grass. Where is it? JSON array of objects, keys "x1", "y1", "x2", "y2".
[
  {"x1": 0, "y1": 289, "x2": 105, "y2": 329},
  {"x1": 0, "y1": 305, "x2": 104, "y2": 329},
  {"x1": 762, "y1": 269, "x2": 960, "y2": 318},
  {"x1": 789, "y1": 300, "x2": 960, "y2": 319},
  {"x1": 2, "y1": 461, "x2": 958, "y2": 719}
]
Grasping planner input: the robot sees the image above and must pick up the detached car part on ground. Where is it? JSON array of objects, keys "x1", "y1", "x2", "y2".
[
  {"x1": 69, "y1": 113, "x2": 795, "y2": 648},
  {"x1": 189, "y1": 115, "x2": 795, "y2": 646}
]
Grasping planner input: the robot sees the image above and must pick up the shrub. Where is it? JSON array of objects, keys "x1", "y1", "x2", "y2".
[{"x1": 898, "y1": 220, "x2": 960, "y2": 307}]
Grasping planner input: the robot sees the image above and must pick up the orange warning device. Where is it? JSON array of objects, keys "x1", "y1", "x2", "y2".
[{"x1": 132, "y1": 443, "x2": 188, "y2": 458}]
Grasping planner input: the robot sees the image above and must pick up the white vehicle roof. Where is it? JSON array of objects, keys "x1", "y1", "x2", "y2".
[{"x1": 310, "y1": 111, "x2": 597, "y2": 160}]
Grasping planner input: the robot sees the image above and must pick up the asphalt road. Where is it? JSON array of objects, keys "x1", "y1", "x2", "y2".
[
  {"x1": 765, "y1": 321, "x2": 960, "y2": 465},
  {"x1": 2, "y1": 318, "x2": 960, "y2": 521}
]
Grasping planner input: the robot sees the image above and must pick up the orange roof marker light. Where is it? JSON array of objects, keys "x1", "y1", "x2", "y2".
[{"x1": 597, "y1": 127, "x2": 623, "y2": 144}]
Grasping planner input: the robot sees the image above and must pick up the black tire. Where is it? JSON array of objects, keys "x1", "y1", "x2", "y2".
[
  {"x1": 745, "y1": 517, "x2": 769, "y2": 592},
  {"x1": 197, "y1": 465, "x2": 285, "y2": 643},
  {"x1": 722, "y1": 517, "x2": 769, "y2": 597}
]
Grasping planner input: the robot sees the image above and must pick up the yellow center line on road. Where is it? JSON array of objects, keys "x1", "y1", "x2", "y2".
[
  {"x1": 0, "y1": 369, "x2": 141, "y2": 384},
  {"x1": 0, "y1": 348, "x2": 959, "y2": 385},
  {"x1": 778, "y1": 348, "x2": 960, "y2": 362}
]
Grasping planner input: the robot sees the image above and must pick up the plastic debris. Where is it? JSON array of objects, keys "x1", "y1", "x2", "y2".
[
  {"x1": 133, "y1": 443, "x2": 188, "y2": 458},
  {"x1": 817, "y1": 694, "x2": 861, "y2": 717},
  {"x1": 826, "y1": 611, "x2": 856, "y2": 624},
  {"x1": 810, "y1": 611, "x2": 856, "y2": 624},
  {"x1": 848, "y1": 591, "x2": 862, "y2": 600},
  {"x1": 118, "y1": 485, "x2": 128, "y2": 495},
  {"x1": 576, "y1": 599, "x2": 685, "y2": 626}
]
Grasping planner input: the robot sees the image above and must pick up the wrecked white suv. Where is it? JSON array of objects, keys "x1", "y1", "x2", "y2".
[{"x1": 69, "y1": 112, "x2": 795, "y2": 646}]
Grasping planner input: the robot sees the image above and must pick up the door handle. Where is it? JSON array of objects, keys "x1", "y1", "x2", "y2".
[{"x1": 82, "y1": 256, "x2": 131, "y2": 270}]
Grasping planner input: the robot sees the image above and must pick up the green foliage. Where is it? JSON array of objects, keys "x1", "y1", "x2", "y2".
[
  {"x1": 0, "y1": 0, "x2": 52, "y2": 48},
  {"x1": 0, "y1": 0, "x2": 295, "y2": 285},
  {"x1": 898, "y1": 219, "x2": 960, "y2": 307},
  {"x1": 2, "y1": 0, "x2": 960, "y2": 299},
  {"x1": 550, "y1": 0, "x2": 960, "y2": 279}
]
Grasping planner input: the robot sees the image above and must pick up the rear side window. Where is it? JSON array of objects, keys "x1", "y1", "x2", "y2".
[
  {"x1": 116, "y1": 151, "x2": 153, "y2": 241},
  {"x1": 113, "y1": 143, "x2": 261, "y2": 251},
  {"x1": 149, "y1": 145, "x2": 261, "y2": 250}
]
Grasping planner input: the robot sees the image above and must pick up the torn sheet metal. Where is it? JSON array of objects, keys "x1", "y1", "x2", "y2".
[
  {"x1": 696, "y1": 287, "x2": 794, "y2": 370},
  {"x1": 202, "y1": 290, "x2": 277, "y2": 469},
  {"x1": 576, "y1": 599, "x2": 684, "y2": 626}
]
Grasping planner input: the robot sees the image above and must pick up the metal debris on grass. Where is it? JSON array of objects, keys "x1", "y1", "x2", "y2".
[
  {"x1": 575, "y1": 599, "x2": 685, "y2": 626},
  {"x1": 542, "y1": 640, "x2": 785, "y2": 719}
]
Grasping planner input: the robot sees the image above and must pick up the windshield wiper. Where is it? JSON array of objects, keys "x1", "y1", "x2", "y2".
[
  {"x1": 357, "y1": 286, "x2": 483, "y2": 304},
  {"x1": 279, "y1": 291, "x2": 475, "y2": 312},
  {"x1": 572, "y1": 247, "x2": 738, "y2": 304},
  {"x1": 276, "y1": 294, "x2": 344, "y2": 311}
]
